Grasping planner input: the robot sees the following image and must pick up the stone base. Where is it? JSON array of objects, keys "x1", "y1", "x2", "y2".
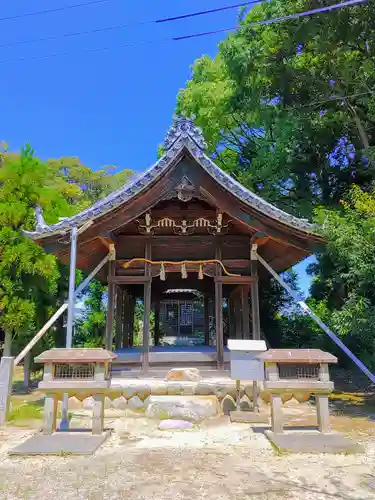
[
  {"x1": 265, "y1": 430, "x2": 364, "y2": 454},
  {"x1": 229, "y1": 410, "x2": 269, "y2": 424},
  {"x1": 9, "y1": 431, "x2": 111, "y2": 456}
]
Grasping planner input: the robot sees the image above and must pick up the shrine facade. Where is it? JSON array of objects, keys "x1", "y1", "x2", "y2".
[{"x1": 27, "y1": 117, "x2": 323, "y2": 373}]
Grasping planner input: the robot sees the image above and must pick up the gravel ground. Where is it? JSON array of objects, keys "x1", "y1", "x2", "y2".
[{"x1": 0, "y1": 409, "x2": 374, "y2": 500}]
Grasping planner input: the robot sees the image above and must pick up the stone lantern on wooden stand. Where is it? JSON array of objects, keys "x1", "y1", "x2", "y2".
[
  {"x1": 35, "y1": 348, "x2": 117, "y2": 435},
  {"x1": 257, "y1": 349, "x2": 363, "y2": 453}
]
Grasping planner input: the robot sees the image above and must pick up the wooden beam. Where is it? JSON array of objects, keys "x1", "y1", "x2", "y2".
[
  {"x1": 214, "y1": 276, "x2": 257, "y2": 284},
  {"x1": 115, "y1": 286, "x2": 123, "y2": 350},
  {"x1": 215, "y1": 242, "x2": 224, "y2": 369},
  {"x1": 142, "y1": 242, "x2": 152, "y2": 372}
]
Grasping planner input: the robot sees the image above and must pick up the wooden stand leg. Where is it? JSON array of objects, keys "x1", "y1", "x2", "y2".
[
  {"x1": 92, "y1": 395, "x2": 104, "y2": 435},
  {"x1": 271, "y1": 395, "x2": 283, "y2": 434},
  {"x1": 253, "y1": 381, "x2": 259, "y2": 413},
  {"x1": 43, "y1": 394, "x2": 58, "y2": 435},
  {"x1": 316, "y1": 394, "x2": 331, "y2": 433}
]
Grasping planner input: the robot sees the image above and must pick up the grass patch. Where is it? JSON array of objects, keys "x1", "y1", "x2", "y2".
[{"x1": 7, "y1": 402, "x2": 42, "y2": 422}]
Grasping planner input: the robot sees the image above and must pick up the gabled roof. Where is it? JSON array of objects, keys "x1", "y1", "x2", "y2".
[{"x1": 25, "y1": 116, "x2": 317, "y2": 240}]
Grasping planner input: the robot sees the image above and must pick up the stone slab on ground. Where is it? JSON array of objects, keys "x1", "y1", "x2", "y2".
[
  {"x1": 265, "y1": 430, "x2": 365, "y2": 454},
  {"x1": 146, "y1": 395, "x2": 219, "y2": 422},
  {"x1": 8, "y1": 431, "x2": 111, "y2": 456},
  {"x1": 158, "y1": 420, "x2": 194, "y2": 430},
  {"x1": 229, "y1": 410, "x2": 269, "y2": 423}
]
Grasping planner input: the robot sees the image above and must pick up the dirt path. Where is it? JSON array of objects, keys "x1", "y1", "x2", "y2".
[{"x1": 0, "y1": 415, "x2": 374, "y2": 500}]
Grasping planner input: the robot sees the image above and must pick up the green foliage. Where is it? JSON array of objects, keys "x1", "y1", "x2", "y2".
[
  {"x1": 178, "y1": 0, "x2": 375, "y2": 218},
  {"x1": 177, "y1": 0, "x2": 375, "y2": 368},
  {"x1": 75, "y1": 280, "x2": 106, "y2": 347},
  {"x1": 0, "y1": 145, "x2": 133, "y2": 355}
]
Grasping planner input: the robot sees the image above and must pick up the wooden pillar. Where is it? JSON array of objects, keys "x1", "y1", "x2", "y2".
[
  {"x1": 271, "y1": 394, "x2": 284, "y2": 434},
  {"x1": 154, "y1": 300, "x2": 160, "y2": 346},
  {"x1": 92, "y1": 394, "x2": 104, "y2": 435},
  {"x1": 122, "y1": 290, "x2": 130, "y2": 349},
  {"x1": 129, "y1": 295, "x2": 135, "y2": 347},
  {"x1": 251, "y1": 244, "x2": 261, "y2": 340},
  {"x1": 234, "y1": 295, "x2": 242, "y2": 339},
  {"x1": 204, "y1": 295, "x2": 210, "y2": 345},
  {"x1": 241, "y1": 285, "x2": 250, "y2": 339},
  {"x1": 227, "y1": 297, "x2": 234, "y2": 340},
  {"x1": 215, "y1": 243, "x2": 224, "y2": 369},
  {"x1": 105, "y1": 245, "x2": 116, "y2": 351},
  {"x1": 316, "y1": 394, "x2": 332, "y2": 433},
  {"x1": 142, "y1": 242, "x2": 152, "y2": 372},
  {"x1": 43, "y1": 394, "x2": 58, "y2": 435},
  {"x1": 115, "y1": 286, "x2": 123, "y2": 350}
]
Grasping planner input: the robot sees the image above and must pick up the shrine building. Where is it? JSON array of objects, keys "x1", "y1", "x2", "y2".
[{"x1": 26, "y1": 117, "x2": 323, "y2": 373}]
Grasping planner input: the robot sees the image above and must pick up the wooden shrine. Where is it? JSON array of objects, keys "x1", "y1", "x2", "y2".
[{"x1": 26, "y1": 116, "x2": 323, "y2": 372}]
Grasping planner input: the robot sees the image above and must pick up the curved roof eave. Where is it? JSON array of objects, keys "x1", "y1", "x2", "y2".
[{"x1": 24, "y1": 135, "x2": 318, "y2": 241}]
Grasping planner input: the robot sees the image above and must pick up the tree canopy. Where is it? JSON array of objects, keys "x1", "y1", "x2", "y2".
[
  {"x1": 0, "y1": 145, "x2": 133, "y2": 357},
  {"x1": 177, "y1": 0, "x2": 375, "y2": 369}
]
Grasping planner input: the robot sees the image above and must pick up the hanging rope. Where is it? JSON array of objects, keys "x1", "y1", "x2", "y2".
[{"x1": 123, "y1": 258, "x2": 240, "y2": 277}]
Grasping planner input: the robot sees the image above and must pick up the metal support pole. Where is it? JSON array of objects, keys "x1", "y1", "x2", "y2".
[
  {"x1": 61, "y1": 226, "x2": 78, "y2": 430},
  {"x1": 256, "y1": 252, "x2": 375, "y2": 384}
]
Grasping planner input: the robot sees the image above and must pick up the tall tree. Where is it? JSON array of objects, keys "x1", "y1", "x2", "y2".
[{"x1": 177, "y1": 0, "x2": 375, "y2": 218}]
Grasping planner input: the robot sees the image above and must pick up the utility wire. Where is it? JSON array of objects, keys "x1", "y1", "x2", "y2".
[
  {"x1": 173, "y1": 0, "x2": 367, "y2": 40},
  {"x1": 0, "y1": 0, "x2": 367, "y2": 65},
  {"x1": 0, "y1": 1, "x2": 261, "y2": 49},
  {"x1": 0, "y1": 0, "x2": 112, "y2": 22}
]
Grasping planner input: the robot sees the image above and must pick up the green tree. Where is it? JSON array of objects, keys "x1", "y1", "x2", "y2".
[
  {"x1": 177, "y1": 0, "x2": 375, "y2": 217},
  {"x1": 0, "y1": 146, "x2": 72, "y2": 355}
]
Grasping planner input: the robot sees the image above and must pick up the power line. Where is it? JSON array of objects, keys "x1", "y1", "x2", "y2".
[
  {"x1": 0, "y1": 2, "x2": 261, "y2": 49},
  {"x1": 0, "y1": 0, "x2": 367, "y2": 65},
  {"x1": 0, "y1": 0, "x2": 112, "y2": 22},
  {"x1": 173, "y1": 0, "x2": 367, "y2": 40}
]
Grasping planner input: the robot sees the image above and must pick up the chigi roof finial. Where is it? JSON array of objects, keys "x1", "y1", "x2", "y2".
[
  {"x1": 34, "y1": 205, "x2": 49, "y2": 232},
  {"x1": 164, "y1": 115, "x2": 207, "y2": 151}
]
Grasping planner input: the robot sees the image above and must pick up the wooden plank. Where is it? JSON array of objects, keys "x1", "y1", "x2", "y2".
[
  {"x1": 109, "y1": 276, "x2": 152, "y2": 284},
  {"x1": 214, "y1": 276, "x2": 257, "y2": 284}
]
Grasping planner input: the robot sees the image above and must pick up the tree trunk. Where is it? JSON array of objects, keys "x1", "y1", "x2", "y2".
[{"x1": 3, "y1": 331, "x2": 12, "y2": 357}]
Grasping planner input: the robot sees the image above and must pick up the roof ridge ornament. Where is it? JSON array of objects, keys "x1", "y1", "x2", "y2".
[
  {"x1": 34, "y1": 205, "x2": 50, "y2": 233},
  {"x1": 164, "y1": 114, "x2": 207, "y2": 151}
]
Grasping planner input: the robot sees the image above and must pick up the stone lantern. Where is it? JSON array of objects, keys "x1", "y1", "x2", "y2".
[
  {"x1": 257, "y1": 349, "x2": 337, "y2": 434},
  {"x1": 35, "y1": 348, "x2": 116, "y2": 435}
]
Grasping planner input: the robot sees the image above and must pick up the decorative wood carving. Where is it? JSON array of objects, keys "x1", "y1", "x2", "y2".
[{"x1": 136, "y1": 212, "x2": 231, "y2": 236}]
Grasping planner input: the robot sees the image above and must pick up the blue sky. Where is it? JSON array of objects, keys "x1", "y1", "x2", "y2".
[{"x1": 1, "y1": 0, "x2": 314, "y2": 296}]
